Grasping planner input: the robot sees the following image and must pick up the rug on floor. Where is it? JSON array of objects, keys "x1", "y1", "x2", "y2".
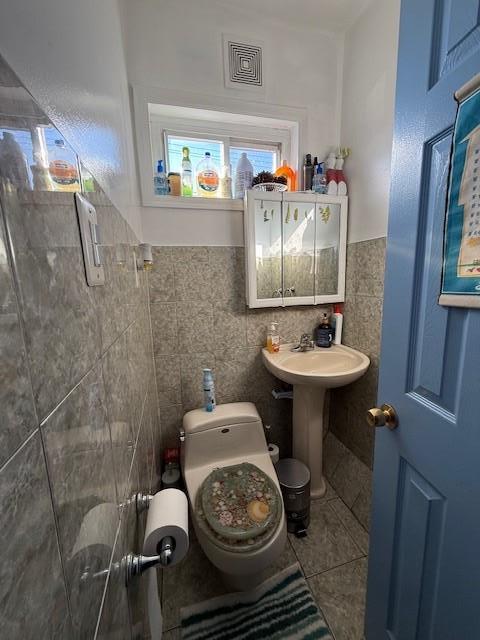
[{"x1": 180, "y1": 563, "x2": 333, "y2": 640}]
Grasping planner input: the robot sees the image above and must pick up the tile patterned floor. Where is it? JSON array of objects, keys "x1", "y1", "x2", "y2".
[{"x1": 161, "y1": 480, "x2": 369, "y2": 640}]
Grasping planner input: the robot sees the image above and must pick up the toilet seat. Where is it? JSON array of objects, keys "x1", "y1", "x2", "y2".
[{"x1": 194, "y1": 462, "x2": 282, "y2": 554}]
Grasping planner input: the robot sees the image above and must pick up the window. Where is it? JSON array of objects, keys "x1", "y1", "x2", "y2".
[
  {"x1": 163, "y1": 132, "x2": 281, "y2": 197},
  {"x1": 165, "y1": 134, "x2": 224, "y2": 175},
  {"x1": 133, "y1": 88, "x2": 301, "y2": 208},
  {"x1": 229, "y1": 143, "x2": 279, "y2": 175}
]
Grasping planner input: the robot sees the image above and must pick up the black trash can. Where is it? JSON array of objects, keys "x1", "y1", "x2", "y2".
[{"x1": 275, "y1": 458, "x2": 311, "y2": 537}]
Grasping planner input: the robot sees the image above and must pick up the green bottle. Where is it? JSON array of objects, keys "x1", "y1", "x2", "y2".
[{"x1": 181, "y1": 146, "x2": 193, "y2": 196}]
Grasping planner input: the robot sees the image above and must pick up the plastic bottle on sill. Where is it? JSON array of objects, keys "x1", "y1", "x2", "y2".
[
  {"x1": 219, "y1": 164, "x2": 232, "y2": 199},
  {"x1": 154, "y1": 159, "x2": 168, "y2": 196},
  {"x1": 234, "y1": 152, "x2": 254, "y2": 199},
  {"x1": 196, "y1": 152, "x2": 219, "y2": 198},
  {"x1": 181, "y1": 146, "x2": 193, "y2": 197}
]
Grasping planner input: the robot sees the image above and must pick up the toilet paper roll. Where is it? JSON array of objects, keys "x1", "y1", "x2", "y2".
[
  {"x1": 143, "y1": 488, "x2": 189, "y2": 566},
  {"x1": 268, "y1": 443, "x2": 280, "y2": 464},
  {"x1": 147, "y1": 567, "x2": 162, "y2": 640}
]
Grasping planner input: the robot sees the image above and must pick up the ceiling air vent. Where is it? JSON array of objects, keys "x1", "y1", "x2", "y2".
[{"x1": 223, "y1": 35, "x2": 265, "y2": 91}]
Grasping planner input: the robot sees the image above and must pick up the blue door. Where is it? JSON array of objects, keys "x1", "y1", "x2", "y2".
[{"x1": 366, "y1": 1, "x2": 480, "y2": 638}]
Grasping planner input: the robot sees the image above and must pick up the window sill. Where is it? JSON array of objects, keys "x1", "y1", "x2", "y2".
[{"x1": 144, "y1": 195, "x2": 244, "y2": 210}]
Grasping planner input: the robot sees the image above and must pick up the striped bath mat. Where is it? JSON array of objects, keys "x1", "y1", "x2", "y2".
[{"x1": 180, "y1": 563, "x2": 333, "y2": 640}]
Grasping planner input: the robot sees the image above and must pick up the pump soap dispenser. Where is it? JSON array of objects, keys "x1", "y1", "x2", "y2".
[
  {"x1": 315, "y1": 313, "x2": 333, "y2": 348},
  {"x1": 267, "y1": 322, "x2": 280, "y2": 353}
]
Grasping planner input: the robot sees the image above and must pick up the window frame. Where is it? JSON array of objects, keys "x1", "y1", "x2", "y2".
[
  {"x1": 133, "y1": 86, "x2": 304, "y2": 210},
  {"x1": 150, "y1": 116, "x2": 291, "y2": 208}
]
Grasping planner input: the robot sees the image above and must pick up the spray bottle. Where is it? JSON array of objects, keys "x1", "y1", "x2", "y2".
[{"x1": 203, "y1": 368, "x2": 216, "y2": 412}]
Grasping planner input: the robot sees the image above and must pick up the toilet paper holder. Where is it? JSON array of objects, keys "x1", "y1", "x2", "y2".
[
  {"x1": 80, "y1": 536, "x2": 175, "y2": 587},
  {"x1": 135, "y1": 491, "x2": 154, "y2": 514},
  {"x1": 125, "y1": 534, "x2": 175, "y2": 584}
]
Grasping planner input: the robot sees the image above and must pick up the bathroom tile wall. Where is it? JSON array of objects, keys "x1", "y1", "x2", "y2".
[
  {"x1": 148, "y1": 246, "x2": 332, "y2": 457},
  {"x1": 0, "y1": 57, "x2": 159, "y2": 639},
  {"x1": 329, "y1": 237, "x2": 386, "y2": 468},
  {"x1": 150, "y1": 238, "x2": 385, "y2": 472}
]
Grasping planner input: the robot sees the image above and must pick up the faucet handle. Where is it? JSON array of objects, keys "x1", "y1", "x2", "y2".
[{"x1": 300, "y1": 333, "x2": 315, "y2": 350}]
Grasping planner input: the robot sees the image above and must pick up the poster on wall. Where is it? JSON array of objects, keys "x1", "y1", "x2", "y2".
[{"x1": 440, "y1": 73, "x2": 480, "y2": 308}]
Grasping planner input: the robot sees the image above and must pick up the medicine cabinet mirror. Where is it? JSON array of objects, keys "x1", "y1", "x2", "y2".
[{"x1": 244, "y1": 191, "x2": 348, "y2": 307}]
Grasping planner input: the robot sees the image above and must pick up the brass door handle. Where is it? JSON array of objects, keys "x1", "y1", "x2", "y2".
[{"x1": 366, "y1": 404, "x2": 398, "y2": 429}]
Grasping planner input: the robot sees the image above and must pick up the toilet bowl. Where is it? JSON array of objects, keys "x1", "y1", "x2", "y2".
[{"x1": 181, "y1": 402, "x2": 287, "y2": 591}]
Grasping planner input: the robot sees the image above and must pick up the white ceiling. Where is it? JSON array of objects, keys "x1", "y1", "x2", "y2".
[{"x1": 208, "y1": 0, "x2": 374, "y2": 34}]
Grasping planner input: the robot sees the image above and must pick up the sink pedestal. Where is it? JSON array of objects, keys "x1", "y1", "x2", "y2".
[{"x1": 292, "y1": 385, "x2": 326, "y2": 498}]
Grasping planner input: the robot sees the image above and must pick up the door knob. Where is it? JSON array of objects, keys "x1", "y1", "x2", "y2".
[{"x1": 366, "y1": 404, "x2": 398, "y2": 429}]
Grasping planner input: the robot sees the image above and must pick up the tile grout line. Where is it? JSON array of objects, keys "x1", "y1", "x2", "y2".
[
  {"x1": 305, "y1": 553, "x2": 368, "y2": 582},
  {"x1": 334, "y1": 495, "x2": 370, "y2": 537},
  {"x1": 325, "y1": 499, "x2": 366, "y2": 560},
  {"x1": 300, "y1": 551, "x2": 338, "y2": 640}
]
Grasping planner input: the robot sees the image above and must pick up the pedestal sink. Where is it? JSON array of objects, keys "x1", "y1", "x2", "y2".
[{"x1": 262, "y1": 344, "x2": 370, "y2": 498}]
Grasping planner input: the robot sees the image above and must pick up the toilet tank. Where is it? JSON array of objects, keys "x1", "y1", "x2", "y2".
[{"x1": 182, "y1": 402, "x2": 267, "y2": 472}]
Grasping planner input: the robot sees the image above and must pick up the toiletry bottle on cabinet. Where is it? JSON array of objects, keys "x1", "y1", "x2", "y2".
[
  {"x1": 312, "y1": 164, "x2": 327, "y2": 194},
  {"x1": 274, "y1": 161, "x2": 296, "y2": 191},
  {"x1": 303, "y1": 154, "x2": 314, "y2": 191}
]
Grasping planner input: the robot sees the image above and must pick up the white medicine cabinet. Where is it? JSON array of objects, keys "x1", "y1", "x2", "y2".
[{"x1": 244, "y1": 190, "x2": 348, "y2": 308}]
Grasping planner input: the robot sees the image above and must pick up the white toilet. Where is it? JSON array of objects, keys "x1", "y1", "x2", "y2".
[{"x1": 181, "y1": 402, "x2": 287, "y2": 591}]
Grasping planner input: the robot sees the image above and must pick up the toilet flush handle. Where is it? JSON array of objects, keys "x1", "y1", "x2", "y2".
[{"x1": 179, "y1": 429, "x2": 185, "y2": 443}]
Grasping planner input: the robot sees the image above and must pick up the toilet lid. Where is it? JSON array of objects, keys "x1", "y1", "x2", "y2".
[{"x1": 195, "y1": 463, "x2": 282, "y2": 554}]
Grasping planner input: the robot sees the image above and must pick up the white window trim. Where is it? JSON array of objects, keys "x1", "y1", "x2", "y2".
[{"x1": 133, "y1": 85, "x2": 305, "y2": 210}]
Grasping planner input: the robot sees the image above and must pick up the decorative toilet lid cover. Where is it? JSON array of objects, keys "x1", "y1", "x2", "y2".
[{"x1": 195, "y1": 462, "x2": 282, "y2": 553}]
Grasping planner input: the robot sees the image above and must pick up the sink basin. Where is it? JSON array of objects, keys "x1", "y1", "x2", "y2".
[
  {"x1": 262, "y1": 344, "x2": 370, "y2": 498},
  {"x1": 262, "y1": 344, "x2": 370, "y2": 388}
]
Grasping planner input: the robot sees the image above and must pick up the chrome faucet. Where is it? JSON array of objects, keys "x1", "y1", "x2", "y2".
[{"x1": 290, "y1": 333, "x2": 315, "y2": 352}]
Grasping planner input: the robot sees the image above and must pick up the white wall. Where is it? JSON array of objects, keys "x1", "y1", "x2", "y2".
[
  {"x1": 0, "y1": 0, "x2": 142, "y2": 238},
  {"x1": 340, "y1": 0, "x2": 400, "y2": 243},
  {"x1": 122, "y1": 0, "x2": 344, "y2": 246}
]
